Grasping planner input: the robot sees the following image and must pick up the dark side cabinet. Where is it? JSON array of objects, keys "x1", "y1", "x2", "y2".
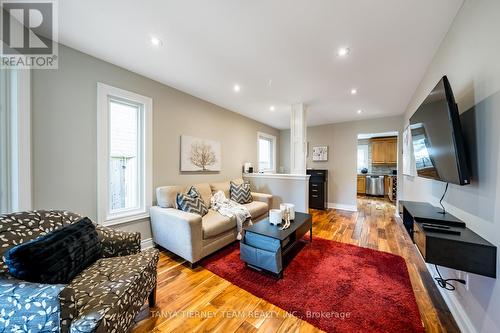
[
  {"x1": 307, "y1": 169, "x2": 328, "y2": 210},
  {"x1": 399, "y1": 200, "x2": 497, "y2": 279}
]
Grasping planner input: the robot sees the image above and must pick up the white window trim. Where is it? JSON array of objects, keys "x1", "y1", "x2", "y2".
[
  {"x1": 0, "y1": 69, "x2": 32, "y2": 213},
  {"x1": 14, "y1": 70, "x2": 32, "y2": 211},
  {"x1": 97, "y1": 83, "x2": 152, "y2": 226},
  {"x1": 357, "y1": 144, "x2": 369, "y2": 172},
  {"x1": 257, "y1": 131, "x2": 277, "y2": 173}
]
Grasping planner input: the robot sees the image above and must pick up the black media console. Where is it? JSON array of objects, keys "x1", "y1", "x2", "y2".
[{"x1": 399, "y1": 200, "x2": 497, "y2": 279}]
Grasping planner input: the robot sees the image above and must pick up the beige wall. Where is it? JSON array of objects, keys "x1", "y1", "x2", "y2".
[
  {"x1": 400, "y1": 1, "x2": 500, "y2": 332},
  {"x1": 32, "y1": 45, "x2": 279, "y2": 240},
  {"x1": 280, "y1": 116, "x2": 403, "y2": 209}
]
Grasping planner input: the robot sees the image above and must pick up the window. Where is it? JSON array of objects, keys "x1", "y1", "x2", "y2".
[
  {"x1": 97, "y1": 83, "x2": 152, "y2": 226},
  {"x1": 357, "y1": 144, "x2": 369, "y2": 172},
  {"x1": 0, "y1": 69, "x2": 31, "y2": 214},
  {"x1": 257, "y1": 132, "x2": 276, "y2": 173},
  {"x1": 413, "y1": 134, "x2": 434, "y2": 169}
]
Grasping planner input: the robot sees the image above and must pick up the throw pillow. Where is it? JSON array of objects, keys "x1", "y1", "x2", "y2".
[
  {"x1": 230, "y1": 181, "x2": 253, "y2": 204},
  {"x1": 4, "y1": 217, "x2": 102, "y2": 284},
  {"x1": 187, "y1": 186, "x2": 201, "y2": 198},
  {"x1": 177, "y1": 186, "x2": 209, "y2": 216}
]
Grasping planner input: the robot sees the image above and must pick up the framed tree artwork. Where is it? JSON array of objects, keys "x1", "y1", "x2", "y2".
[
  {"x1": 180, "y1": 135, "x2": 221, "y2": 171},
  {"x1": 312, "y1": 145, "x2": 328, "y2": 161}
]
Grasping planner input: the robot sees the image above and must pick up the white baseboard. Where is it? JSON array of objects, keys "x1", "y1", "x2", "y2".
[
  {"x1": 426, "y1": 264, "x2": 476, "y2": 333},
  {"x1": 141, "y1": 238, "x2": 155, "y2": 250},
  {"x1": 327, "y1": 202, "x2": 358, "y2": 212}
]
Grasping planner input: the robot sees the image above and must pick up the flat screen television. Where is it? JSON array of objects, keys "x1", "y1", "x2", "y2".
[{"x1": 409, "y1": 76, "x2": 470, "y2": 185}]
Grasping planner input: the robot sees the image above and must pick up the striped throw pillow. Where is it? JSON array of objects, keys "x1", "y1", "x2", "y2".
[
  {"x1": 176, "y1": 186, "x2": 209, "y2": 216},
  {"x1": 230, "y1": 181, "x2": 253, "y2": 204}
]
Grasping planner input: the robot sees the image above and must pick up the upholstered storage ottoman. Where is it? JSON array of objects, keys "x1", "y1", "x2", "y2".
[{"x1": 240, "y1": 231, "x2": 282, "y2": 275}]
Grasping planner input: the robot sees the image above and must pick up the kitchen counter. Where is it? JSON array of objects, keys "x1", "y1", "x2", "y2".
[{"x1": 357, "y1": 173, "x2": 396, "y2": 177}]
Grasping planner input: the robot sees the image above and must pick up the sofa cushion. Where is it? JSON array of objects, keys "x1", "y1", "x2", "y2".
[
  {"x1": 231, "y1": 178, "x2": 244, "y2": 185},
  {"x1": 156, "y1": 185, "x2": 186, "y2": 208},
  {"x1": 192, "y1": 183, "x2": 212, "y2": 207},
  {"x1": 4, "y1": 217, "x2": 102, "y2": 284},
  {"x1": 0, "y1": 281, "x2": 65, "y2": 332},
  {"x1": 59, "y1": 249, "x2": 159, "y2": 333},
  {"x1": 230, "y1": 181, "x2": 253, "y2": 204},
  {"x1": 210, "y1": 181, "x2": 230, "y2": 198},
  {"x1": 202, "y1": 210, "x2": 236, "y2": 239},
  {"x1": 244, "y1": 201, "x2": 268, "y2": 219},
  {"x1": 177, "y1": 192, "x2": 209, "y2": 217}
]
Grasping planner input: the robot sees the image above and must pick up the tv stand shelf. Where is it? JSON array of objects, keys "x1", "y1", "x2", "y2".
[{"x1": 399, "y1": 200, "x2": 496, "y2": 278}]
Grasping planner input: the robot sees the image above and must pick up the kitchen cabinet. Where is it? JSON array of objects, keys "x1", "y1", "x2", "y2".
[
  {"x1": 386, "y1": 140, "x2": 397, "y2": 164},
  {"x1": 357, "y1": 175, "x2": 366, "y2": 194},
  {"x1": 384, "y1": 176, "x2": 391, "y2": 195},
  {"x1": 371, "y1": 141, "x2": 386, "y2": 164},
  {"x1": 371, "y1": 137, "x2": 397, "y2": 165}
]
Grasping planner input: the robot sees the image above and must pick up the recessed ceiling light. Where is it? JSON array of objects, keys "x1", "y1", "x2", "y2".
[
  {"x1": 269, "y1": 105, "x2": 275, "y2": 112},
  {"x1": 357, "y1": 109, "x2": 363, "y2": 114},
  {"x1": 350, "y1": 88, "x2": 358, "y2": 95},
  {"x1": 337, "y1": 47, "x2": 350, "y2": 57},
  {"x1": 150, "y1": 36, "x2": 162, "y2": 46},
  {"x1": 233, "y1": 84, "x2": 241, "y2": 92}
]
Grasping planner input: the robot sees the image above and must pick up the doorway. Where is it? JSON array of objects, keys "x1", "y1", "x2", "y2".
[{"x1": 356, "y1": 131, "x2": 398, "y2": 209}]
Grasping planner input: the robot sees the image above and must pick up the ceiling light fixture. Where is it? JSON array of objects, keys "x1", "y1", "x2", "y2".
[
  {"x1": 357, "y1": 109, "x2": 363, "y2": 114},
  {"x1": 233, "y1": 84, "x2": 241, "y2": 92},
  {"x1": 350, "y1": 88, "x2": 358, "y2": 95},
  {"x1": 269, "y1": 105, "x2": 275, "y2": 112},
  {"x1": 150, "y1": 36, "x2": 162, "y2": 47},
  {"x1": 337, "y1": 47, "x2": 350, "y2": 57}
]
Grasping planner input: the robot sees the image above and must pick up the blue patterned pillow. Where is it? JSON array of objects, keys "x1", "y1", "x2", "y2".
[
  {"x1": 176, "y1": 186, "x2": 208, "y2": 216},
  {"x1": 187, "y1": 186, "x2": 201, "y2": 198}
]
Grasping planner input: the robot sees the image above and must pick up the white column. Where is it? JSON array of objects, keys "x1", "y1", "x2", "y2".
[{"x1": 290, "y1": 103, "x2": 307, "y2": 175}]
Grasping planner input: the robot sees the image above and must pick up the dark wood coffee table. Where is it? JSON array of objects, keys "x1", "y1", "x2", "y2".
[{"x1": 242, "y1": 212, "x2": 312, "y2": 278}]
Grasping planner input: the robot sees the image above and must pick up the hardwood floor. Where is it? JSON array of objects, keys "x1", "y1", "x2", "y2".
[{"x1": 133, "y1": 196, "x2": 460, "y2": 333}]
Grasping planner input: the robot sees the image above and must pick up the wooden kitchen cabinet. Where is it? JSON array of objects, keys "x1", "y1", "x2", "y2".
[
  {"x1": 371, "y1": 141, "x2": 386, "y2": 164},
  {"x1": 384, "y1": 176, "x2": 391, "y2": 195},
  {"x1": 371, "y1": 137, "x2": 397, "y2": 165},
  {"x1": 386, "y1": 139, "x2": 397, "y2": 164},
  {"x1": 357, "y1": 175, "x2": 366, "y2": 194}
]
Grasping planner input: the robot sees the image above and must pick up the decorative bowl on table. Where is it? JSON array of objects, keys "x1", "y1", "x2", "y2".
[{"x1": 269, "y1": 209, "x2": 282, "y2": 225}]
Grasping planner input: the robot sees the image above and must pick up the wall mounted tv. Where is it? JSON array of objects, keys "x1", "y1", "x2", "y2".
[{"x1": 409, "y1": 76, "x2": 470, "y2": 185}]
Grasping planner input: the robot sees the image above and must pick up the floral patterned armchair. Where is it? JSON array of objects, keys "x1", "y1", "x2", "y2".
[{"x1": 0, "y1": 210, "x2": 159, "y2": 333}]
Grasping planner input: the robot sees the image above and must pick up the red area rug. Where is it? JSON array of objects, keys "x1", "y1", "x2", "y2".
[{"x1": 200, "y1": 237, "x2": 424, "y2": 333}]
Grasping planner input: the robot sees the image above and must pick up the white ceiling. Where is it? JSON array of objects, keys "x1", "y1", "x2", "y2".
[{"x1": 58, "y1": 0, "x2": 463, "y2": 129}]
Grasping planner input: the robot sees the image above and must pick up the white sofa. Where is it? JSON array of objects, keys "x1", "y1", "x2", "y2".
[{"x1": 150, "y1": 179, "x2": 272, "y2": 265}]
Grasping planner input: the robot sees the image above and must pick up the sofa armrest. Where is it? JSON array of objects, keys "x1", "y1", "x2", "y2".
[
  {"x1": 0, "y1": 278, "x2": 64, "y2": 332},
  {"x1": 251, "y1": 192, "x2": 273, "y2": 208},
  {"x1": 95, "y1": 225, "x2": 141, "y2": 258},
  {"x1": 149, "y1": 207, "x2": 203, "y2": 263}
]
